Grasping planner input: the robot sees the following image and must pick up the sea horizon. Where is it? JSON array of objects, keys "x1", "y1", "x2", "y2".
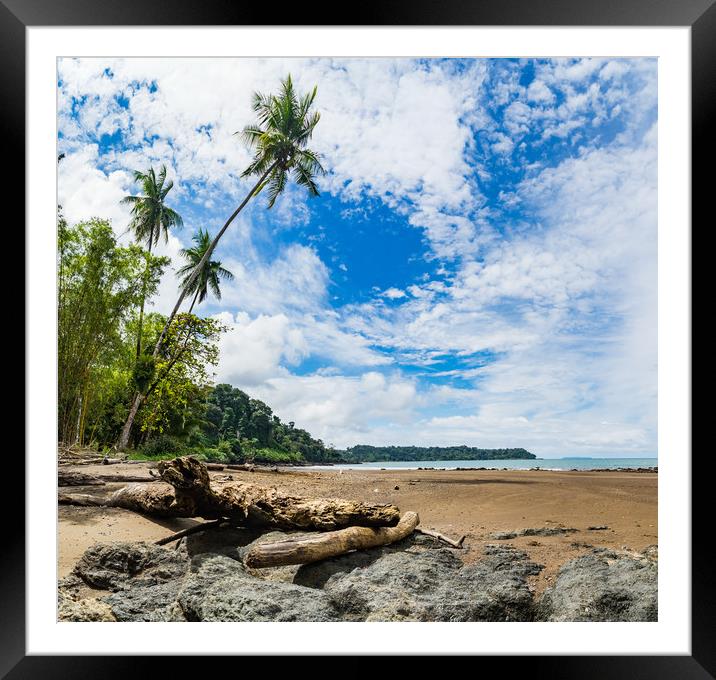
[{"x1": 307, "y1": 457, "x2": 658, "y2": 471}]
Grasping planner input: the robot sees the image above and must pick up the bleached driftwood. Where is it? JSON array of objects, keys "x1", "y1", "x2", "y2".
[
  {"x1": 61, "y1": 456, "x2": 402, "y2": 531},
  {"x1": 244, "y1": 511, "x2": 420, "y2": 568}
]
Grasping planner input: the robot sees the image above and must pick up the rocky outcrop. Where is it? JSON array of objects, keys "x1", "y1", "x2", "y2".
[
  {"x1": 73, "y1": 541, "x2": 188, "y2": 591},
  {"x1": 538, "y1": 547, "x2": 658, "y2": 621},
  {"x1": 58, "y1": 530, "x2": 657, "y2": 623},
  {"x1": 177, "y1": 554, "x2": 338, "y2": 622}
]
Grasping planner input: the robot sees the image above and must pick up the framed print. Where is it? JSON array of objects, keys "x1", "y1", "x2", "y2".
[{"x1": 9, "y1": 0, "x2": 708, "y2": 674}]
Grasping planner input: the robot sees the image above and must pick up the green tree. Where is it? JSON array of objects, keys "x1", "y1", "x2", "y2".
[
  {"x1": 58, "y1": 217, "x2": 167, "y2": 445},
  {"x1": 117, "y1": 231, "x2": 234, "y2": 448},
  {"x1": 121, "y1": 165, "x2": 183, "y2": 359},
  {"x1": 118, "y1": 74, "x2": 325, "y2": 449},
  {"x1": 137, "y1": 314, "x2": 224, "y2": 442}
]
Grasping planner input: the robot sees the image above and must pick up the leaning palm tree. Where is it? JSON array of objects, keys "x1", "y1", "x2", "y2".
[
  {"x1": 176, "y1": 229, "x2": 234, "y2": 314},
  {"x1": 117, "y1": 75, "x2": 324, "y2": 449},
  {"x1": 121, "y1": 165, "x2": 183, "y2": 358},
  {"x1": 153, "y1": 74, "x2": 324, "y2": 354}
]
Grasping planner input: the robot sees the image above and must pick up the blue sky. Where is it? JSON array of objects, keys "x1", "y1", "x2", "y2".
[{"x1": 57, "y1": 57, "x2": 657, "y2": 457}]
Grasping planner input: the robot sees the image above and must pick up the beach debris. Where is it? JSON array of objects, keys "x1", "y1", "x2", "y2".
[
  {"x1": 414, "y1": 527, "x2": 466, "y2": 549},
  {"x1": 244, "y1": 512, "x2": 419, "y2": 568},
  {"x1": 58, "y1": 471, "x2": 106, "y2": 487},
  {"x1": 61, "y1": 456, "x2": 402, "y2": 531},
  {"x1": 155, "y1": 519, "x2": 228, "y2": 546},
  {"x1": 394, "y1": 485, "x2": 400, "y2": 490},
  {"x1": 490, "y1": 527, "x2": 578, "y2": 540},
  {"x1": 58, "y1": 492, "x2": 105, "y2": 507},
  {"x1": 587, "y1": 525, "x2": 610, "y2": 531}
]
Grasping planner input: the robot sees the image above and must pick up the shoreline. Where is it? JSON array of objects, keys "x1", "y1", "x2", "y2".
[{"x1": 303, "y1": 464, "x2": 658, "y2": 472}]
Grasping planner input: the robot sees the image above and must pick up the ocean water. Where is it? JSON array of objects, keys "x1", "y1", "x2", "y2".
[{"x1": 309, "y1": 457, "x2": 658, "y2": 471}]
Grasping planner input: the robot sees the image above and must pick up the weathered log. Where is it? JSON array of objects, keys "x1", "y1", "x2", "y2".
[
  {"x1": 58, "y1": 471, "x2": 106, "y2": 487},
  {"x1": 151, "y1": 456, "x2": 401, "y2": 529},
  {"x1": 96, "y1": 474, "x2": 156, "y2": 483},
  {"x1": 59, "y1": 457, "x2": 402, "y2": 531},
  {"x1": 205, "y1": 463, "x2": 225, "y2": 471},
  {"x1": 58, "y1": 492, "x2": 106, "y2": 507},
  {"x1": 155, "y1": 519, "x2": 227, "y2": 546},
  {"x1": 244, "y1": 511, "x2": 419, "y2": 568},
  {"x1": 58, "y1": 458, "x2": 105, "y2": 466},
  {"x1": 415, "y1": 527, "x2": 466, "y2": 549},
  {"x1": 107, "y1": 482, "x2": 198, "y2": 517}
]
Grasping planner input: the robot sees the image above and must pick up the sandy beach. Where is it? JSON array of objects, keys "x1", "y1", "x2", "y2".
[{"x1": 59, "y1": 463, "x2": 657, "y2": 594}]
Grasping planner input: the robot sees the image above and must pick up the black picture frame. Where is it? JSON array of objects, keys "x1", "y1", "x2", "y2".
[{"x1": 7, "y1": 0, "x2": 706, "y2": 674}]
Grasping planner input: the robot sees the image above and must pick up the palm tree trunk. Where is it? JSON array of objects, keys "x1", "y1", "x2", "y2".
[
  {"x1": 116, "y1": 166, "x2": 275, "y2": 449},
  {"x1": 186, "y1": 287, "x2": 200, "y2": 316},
  {"x1": 118, "y1": 392, "x2": 144, "y2": 450},
  {"x1": 151, "y1": 161, "x2": 278, "y2": 359},
  {"x1": 135, "y1": 233, "x2": 155, "y2": 359}
]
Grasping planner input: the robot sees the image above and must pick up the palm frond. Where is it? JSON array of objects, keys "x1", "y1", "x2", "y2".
[{"x1": 265, "y1": 168, "x2": 288, "y2": 208}]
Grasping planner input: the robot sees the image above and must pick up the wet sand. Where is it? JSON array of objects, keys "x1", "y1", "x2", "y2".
[{"x1": 58, "y1": 463, "x2": 657, "y2": 593}]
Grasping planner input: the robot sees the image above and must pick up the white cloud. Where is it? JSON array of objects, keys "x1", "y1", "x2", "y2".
[
  {"x1": 381, "y1": 287, "x2": 407, "y2": 299},
  {"x1": 526, "y1": 79, "x2": 555, "y2": 103},
  {"x1": 214, "y1": 312, "x2": 308, "y2": 386},
  {"x1": 247, "y1": 371, "x2": 419, "y2": 448}
]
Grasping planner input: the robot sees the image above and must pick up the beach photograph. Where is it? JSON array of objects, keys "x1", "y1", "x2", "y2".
[{"x1": 56, "y1": 56, "x2": 658, "y2": 623}]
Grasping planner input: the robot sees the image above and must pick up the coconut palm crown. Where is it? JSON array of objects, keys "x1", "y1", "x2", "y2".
[
  {"x1": 176, "y1": 229, "x2": 234, "y2": 311},
  {"x1": 121, "y1": 165, "x2": 183, "y2": 249},
  {"x1": 239, "y1": 74, "x2": 326, "y2": 208}
]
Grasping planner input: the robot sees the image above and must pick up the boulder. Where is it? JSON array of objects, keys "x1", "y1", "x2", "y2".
[
  {"x1": 73, "y1": 541, "x2": 189, "y2": 591},
  {"x1": 538, "y1": 548, "x2": 658, "y2": 621},
  {"x1": 176, "y1": 554, "x2": 338, "y2": 622},
  {"x1": 298, "y1": 539, "x2": 543, "y2": 622}
]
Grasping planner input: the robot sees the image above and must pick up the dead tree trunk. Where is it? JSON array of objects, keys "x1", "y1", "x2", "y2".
[
  {"x1": 244, "y1": 511, "x2": 420, "y2": 568},
  {"x1": 58, "y1": 471, "x2": 106, "y2": 487},
  {"x1": 62, "y1": 457, "x2": 402, "y2": 531}
]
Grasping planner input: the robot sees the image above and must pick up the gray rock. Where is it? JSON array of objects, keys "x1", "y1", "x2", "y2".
[
  {"x1": 319, "y1": 543, "x2": 543, "y2": 622},
  {"x1": 73, "y1": 541, "x2": 189, "y2": 591},
  {"x1": 103, "y1": 580, "x2": 185, "y2": 621},
  {"x1": 539, "y1": 549, "x2": 657, "y2": 621},
  {"x1": 176, "y1": 554, "x2": 338, "y2": 622},
  {"x1": 60, "y1": 533, "x2": 657, "y2": 623},
  {"x1": 490, "y1": 527, "x2": 578, "y2": 540}
]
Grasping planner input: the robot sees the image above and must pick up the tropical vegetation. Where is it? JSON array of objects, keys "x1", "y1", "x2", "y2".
[
  {"x1": 58, "y1": 75, "x2": 335, "y2": 464},
  {"x1": 339, "y1": 446, "x2": 536, "y2": 463}
]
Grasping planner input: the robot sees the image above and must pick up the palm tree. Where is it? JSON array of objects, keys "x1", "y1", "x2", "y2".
[
  {"x1": 141, "y1": 230, "x2": 233, "y2": 401},
  {"x1": 121, "y1": 165, "x2": 183, "y2": 358},
  {"x1": 117, "y1": 74, "x2": 324, "y2": 449},
  {"x1": 176, "y1": 229, "x2": 234, "y2": 315},
  {"x1": 152, "y1": 74, "x2": 325, "y2": 355}
]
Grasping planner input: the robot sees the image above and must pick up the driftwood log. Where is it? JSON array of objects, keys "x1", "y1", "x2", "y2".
[
  {"x1": 58, "y1": 492, "x2": 104, "y2": 506},
  {"x1": 63, "y1": 456, "x2": 401, "y2": 531},
  {"x1": 155, "y1": 519, "x2": 227, "y2": 546},
  {"x1": 414, "y1": 527, "x2": 466, "y2": 549},
  {"x1": 244, "y1": 511, "x2": 419, "y2": 568},
  {"x1": 58, "y1": 471, "x2": 106, "y2": 487}
]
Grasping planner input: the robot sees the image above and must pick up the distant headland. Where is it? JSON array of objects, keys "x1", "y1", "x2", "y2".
[{"x1": 338, "y1": 445, "x2": 536, "y2": 463}]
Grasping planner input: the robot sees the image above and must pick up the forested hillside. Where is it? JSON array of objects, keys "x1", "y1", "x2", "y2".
[{"x1": 339, "y1": 445, "x2": 536, "y2": 462}]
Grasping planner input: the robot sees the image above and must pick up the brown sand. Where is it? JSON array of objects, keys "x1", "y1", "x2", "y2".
[{"x1": 58, "y1": 463, "x2": 657, "y2": 593}]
